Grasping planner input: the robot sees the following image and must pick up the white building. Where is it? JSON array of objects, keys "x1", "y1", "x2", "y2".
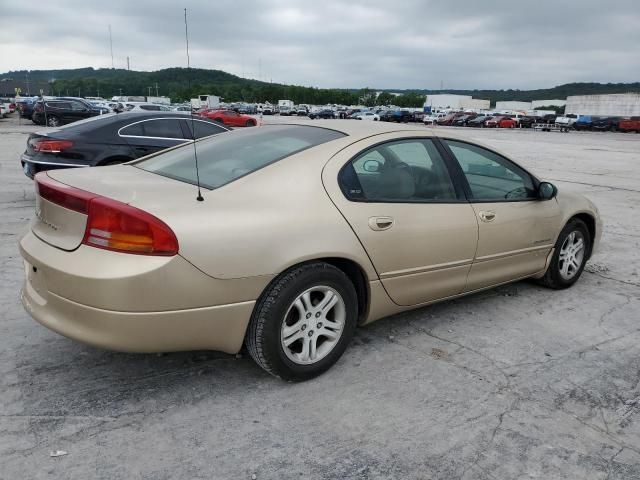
[
  {"x1": 495, "y1": 101, "x2": 532, "y2": 111},
  {"x1": 532, "y1": 99, "x2": 566, "y2": 108},
  {"x1": 565, "y1": 94, "x2": 640, "y2": 116},
  {"x1": 424, "y1": 94, "x2": 489, "y2": 111}
]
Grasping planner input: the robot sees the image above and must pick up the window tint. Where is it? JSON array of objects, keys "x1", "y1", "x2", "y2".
[
  {"x1": 340, "y1": 139, "x2": 457, "y2": 202},
  {"x1": 445, "y1": 140, "x2": 536, "y2": 201},
  {"x1": 120, "y1": 119, "x2": 184, "y2": 139},
  {"x1": 185, "y1": 120, "x2": 227, "y2": 139},
  {"x1": 70, "y1": 101, "x2": 87, "y2": 111},
  {"x1": 47, "y1": 101, "x2": 71, "y2": 109},
  {"x1": 140, "y1": 105, "x2": 161, "y2": 111},
  {"x1": 137, "y1": 125, "x2": 345, "y2": 189}
]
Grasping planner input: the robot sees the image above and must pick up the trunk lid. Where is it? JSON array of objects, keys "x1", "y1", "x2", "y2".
[{"x1": 34, "y1": 166, "x2": 198, "y2": 251}]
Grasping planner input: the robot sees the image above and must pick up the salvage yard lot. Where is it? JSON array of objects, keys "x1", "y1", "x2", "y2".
[{"x1": 1, "y1": 114, "x2": 639, "y2": 479}]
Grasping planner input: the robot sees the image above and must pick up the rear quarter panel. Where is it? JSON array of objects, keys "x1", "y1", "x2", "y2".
[{"x1": 167, "y1": 143, "x2": 379, "y2": 280}]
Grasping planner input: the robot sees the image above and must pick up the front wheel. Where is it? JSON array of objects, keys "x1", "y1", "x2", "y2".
[
  {"x1": 246, "y1": 262, "x2": 358, "y2": 381},
  {"x1": 245, "y1": 120, "x2": 255, "y2": 127},
  {"x1": 538, "y1": 219, "x2": 590, "y2": 289}
]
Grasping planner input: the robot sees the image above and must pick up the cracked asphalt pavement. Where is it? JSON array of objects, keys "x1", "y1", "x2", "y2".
[{"x1": 1, "y1": 114, "x2": 639, "y2": 479}]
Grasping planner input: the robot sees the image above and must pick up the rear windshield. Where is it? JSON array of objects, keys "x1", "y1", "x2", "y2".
[{"x1": 135, "y1": 125, "x2": 345, "y2": 189}]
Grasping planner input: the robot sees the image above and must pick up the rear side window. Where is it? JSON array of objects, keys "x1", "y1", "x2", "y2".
[
  {"x1": 339, "y1": 139, "x2": 457, "y2": 202},
  {"x1": 184, "y1": 120, "x2": 227, "y2": 139},
  {"x1": 120, "y1": 119, "x2": 184, "y2": 139},
  {"x1": 136, "y1": 125, "x2": 345, "y2": 189}
]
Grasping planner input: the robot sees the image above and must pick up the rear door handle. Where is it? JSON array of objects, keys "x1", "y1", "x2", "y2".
[
  {"x1": 368, "y1": 216, "x2": 394, "y2": 231},
  {"x1": 478, "y1": 210, "x2": 496, "y2": 222}
]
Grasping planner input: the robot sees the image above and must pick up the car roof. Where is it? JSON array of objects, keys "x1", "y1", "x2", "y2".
[{"x1": 263, "y1": 120, "x2": 436, "y2": 139}]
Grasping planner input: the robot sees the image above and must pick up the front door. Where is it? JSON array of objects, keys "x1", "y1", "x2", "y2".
[
  {"x1": 323, "y1": 134, "x2": 478, "y2": 306},
  {"x1": 441, "y1": 139, "x2": 562, "y2": 291}
]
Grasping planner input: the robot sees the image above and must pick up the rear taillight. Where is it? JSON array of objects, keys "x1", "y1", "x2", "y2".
[
  {"x1": 35, "y1": 174, "x2": 178, "y2": 256},
  {"x1": 36, "y1": 173, "x2": 94, "y2": 214},
  {"x1": 33, "y1": 139, "x2": 74, "y2": 153},
  {"x1": 83, "y1": 197, "x2": 178, "y2": 255}
]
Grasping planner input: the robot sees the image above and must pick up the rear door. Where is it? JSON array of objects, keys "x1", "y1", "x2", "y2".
[
  {"x1": 118, "y1": 118, "x2": 189, "y2": 157},
  {"x1": 323, "y1": 133, "x2": 478, "y2": 306},
  {"x1": 441, "y1": 139, "x2": 562, "y2": 291}
]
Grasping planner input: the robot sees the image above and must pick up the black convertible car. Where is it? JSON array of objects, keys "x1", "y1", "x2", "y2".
[{"x1": 21, "y1": 112, "x2": 228, "y2": 178}]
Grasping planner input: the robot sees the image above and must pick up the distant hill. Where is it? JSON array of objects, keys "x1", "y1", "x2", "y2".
[{"x1": 1, "y1": 67, "x2": 638, "y2": 106}]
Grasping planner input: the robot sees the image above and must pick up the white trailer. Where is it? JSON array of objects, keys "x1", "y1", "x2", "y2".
[
  {"x1": 278, "y1": 99, "x2": 294, "y2": 109},
  {"x1": 191, "y1": 95, "x2": 220, "y2": 110}
]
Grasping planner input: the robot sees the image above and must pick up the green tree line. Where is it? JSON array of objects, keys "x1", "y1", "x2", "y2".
[{"x1": 4, "y1": 67, "x2": 638, "y2": 107}]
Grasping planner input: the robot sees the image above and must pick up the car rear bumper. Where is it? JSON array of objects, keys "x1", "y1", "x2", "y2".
[
  {"x1": 19, "y1": 229, "x2": 268, "y2": 353},
  {"x1": 21, "y1": 276, "x2": 254, "y2": 353},
  {"x1": 21, "y1": 153, "x2": 88, "y2": 178}
]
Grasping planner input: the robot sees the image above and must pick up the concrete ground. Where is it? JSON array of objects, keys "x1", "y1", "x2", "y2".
[{"x1": 1, "y1": 113, "x2": 639, "y2": 480}]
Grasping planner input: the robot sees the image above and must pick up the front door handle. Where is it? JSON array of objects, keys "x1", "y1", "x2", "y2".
[
  {"x1": 368, "y1": 216, "x2": 394, "y2": 231},
  {"x1": 478, "y1": 210, "x2": 496, "y2": 222}
]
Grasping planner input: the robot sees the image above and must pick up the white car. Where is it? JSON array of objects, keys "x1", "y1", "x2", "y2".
[
  {"x1": 0, "y1": 104, "x2": 8, "y2": 117},
  {"x1": 423, "y1": 113, "x2": 444, "y2": 125},
  {"x1": 356, "y1": 112, "x2": 380, "y2": 121},
  {"x1": 124, "y1": 102, "x2": 173, "y2": 112},
  {"x1": 173, "y1": 105, "x2": 192, "y2": 113}
]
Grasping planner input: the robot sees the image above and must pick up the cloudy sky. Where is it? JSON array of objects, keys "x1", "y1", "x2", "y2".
[{"x1": 1, "y1": 0, "x2": 639, "y2": 90}]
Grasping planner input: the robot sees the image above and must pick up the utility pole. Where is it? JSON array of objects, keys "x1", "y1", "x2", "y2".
[
  {"x1": 119, "y1": 88, "x2": 123, "y2": 96},
  {"x1": 148, "y1": 86, "x2": 152, "y2": 97},
  {"x1": 155, "y1": 82, "x2": 159, "y2": 97},
  {"x1": 127, "y1": 56, "x2": 130, "y2": 70},
  {"x1": 109, "y1": 25, "x2": 114, "y2": 69}
]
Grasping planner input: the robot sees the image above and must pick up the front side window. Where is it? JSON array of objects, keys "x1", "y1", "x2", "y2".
[
  {"x1": 137, "y1": 125, "x2": 345, "y2": 189},
  {"x1": 444, "y1": 140, "x2": 536, "y2": 201},
  {"x1": 340, "y1": 139, "x2": 457, "y2": 202}
]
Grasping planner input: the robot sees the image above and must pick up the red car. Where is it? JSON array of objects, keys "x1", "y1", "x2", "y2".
[
  {"x1": 499, "y1": 117, "x2": 517, "y2": 128},
  {"x1": 199, "y1": 109, "x2": 257, "y2": 127},
  {"x1": 618, "y1": 117, "x2": 640, "y2": 133},
  {"x1": 484, "y1": 116, "x2": 504, "y2": 128}
]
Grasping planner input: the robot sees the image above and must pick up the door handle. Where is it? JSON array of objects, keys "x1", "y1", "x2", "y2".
[
  {"x1": 368, "y1": 216, "x2": 394, "y2": 231},
  {"x1": 478, "y1": 210, "x2": 496, "y2": 222}
]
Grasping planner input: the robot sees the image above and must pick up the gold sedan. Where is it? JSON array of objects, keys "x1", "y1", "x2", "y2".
[{"x1": 19, "y1": 121, "x2": 601, "y2": 381}]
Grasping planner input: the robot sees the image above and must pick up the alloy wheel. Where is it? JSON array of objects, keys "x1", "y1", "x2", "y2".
[
  {"x1": 558, "y1": 230, "x2": 585, "y2": 280},
  {"x1": 280, "y1": 286, "x2": 346, "y2": 365}
]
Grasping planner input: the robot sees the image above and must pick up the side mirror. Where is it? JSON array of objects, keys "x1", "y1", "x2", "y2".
[
  {"x1": 538, "y1": 181, "x2": 557, "y2": 200},
  {"x1": 363, "y1": 159, "x2": 381, "y2": 173}
]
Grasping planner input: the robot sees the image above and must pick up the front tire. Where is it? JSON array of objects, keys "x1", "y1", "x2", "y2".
[
  {"x1": 246, "y1": 262, "x2": 358, "y2": 381},
  {"x1": 245, "y1": 120, "x2": 255, "y2": 127},
  {"x1": 538, "y1": 219, "x2": 590, "y2": 289}
]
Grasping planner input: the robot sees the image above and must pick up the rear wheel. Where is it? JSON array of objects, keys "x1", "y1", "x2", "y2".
[
  {"x1": 46, "y1": 116, "x2": 60, "y2": 127},
  {"x1": 538, "y1": 219, "x2": 590, "y2": 289},
  {"x1": 214, "y1": 118, "x2": 224, "y2": 124},
  {"x1": 246, "y1": 262, "x2": 358, "y2": 381}
]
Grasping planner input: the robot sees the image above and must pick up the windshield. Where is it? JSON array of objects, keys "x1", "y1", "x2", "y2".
[{"x1": 135, "y1": 125, "x2": 346, "y2": 189}]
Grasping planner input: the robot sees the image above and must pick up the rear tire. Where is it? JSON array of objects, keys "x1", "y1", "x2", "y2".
[
  {"x1": 46, "y1": 116, "x2": 60, "y2": 127},
  {"x1": 214, "y1": 118, "x2": 224, "y2": 124},
  {"x1": 538, "y1": 219, "x2": 590, "y2": 289},
  {"x1": 246, "y1": 262, "x2": 358, "y2": 381}
]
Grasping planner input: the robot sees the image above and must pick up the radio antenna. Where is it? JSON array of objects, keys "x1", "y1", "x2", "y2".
[{"x1": 184, "y1": 7, "x2": 204, "y2": 202}]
